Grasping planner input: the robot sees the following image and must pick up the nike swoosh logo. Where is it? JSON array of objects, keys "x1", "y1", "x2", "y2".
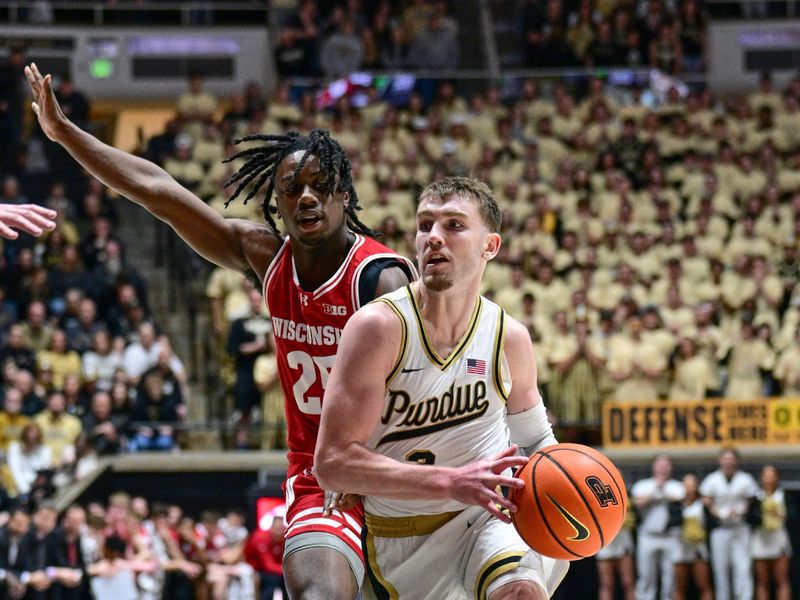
[
  {"x1": 547, "y1": 494, "x2": 590, "y2": 542},
  {"x1": 401, "y1": 367, "x2": 425, "y2": 373}
]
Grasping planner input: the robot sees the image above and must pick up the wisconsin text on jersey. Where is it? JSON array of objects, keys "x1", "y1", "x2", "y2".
[
  {"x1": 378, "y1": 380, "x2": 490, "y2": 445},
  {"x1": 271, "y1": 317, "x2": 343, "y2": 346}
]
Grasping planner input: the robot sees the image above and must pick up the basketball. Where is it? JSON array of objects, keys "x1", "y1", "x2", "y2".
[{"x1": 510, "y1": 443, "x2": 627, "y2": 561}]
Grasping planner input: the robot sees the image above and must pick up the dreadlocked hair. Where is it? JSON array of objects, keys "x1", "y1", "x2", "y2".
[{"x1": 222, "y1": 129, "x2": 377, "y2": 236}]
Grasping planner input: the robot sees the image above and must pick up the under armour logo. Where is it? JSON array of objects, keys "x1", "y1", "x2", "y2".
[
  {"x1": 585, "y1": 476, "x2": 618, "y2": 508},
  {"x1": 299, "y1": 293, "x2": 309, "y2": 307}
]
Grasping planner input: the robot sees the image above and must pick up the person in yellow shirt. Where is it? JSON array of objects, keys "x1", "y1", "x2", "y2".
[
  {"x1": 34, "y1": 390, "x2": 82, "y2": 467},
  {"x1": 725, "y1": 321, "x2": 775, "y2": 400},
  {"x1": 607, "y1": 315, "x2": 667, "y2": 402},
  {"x1": 253, "y1": 332, "x2": 286, "y2": 451},
  {"x1": 669, "y1": 336, "x2": 716, "y2": 401},
  {"x1": 36, "y1": 329, "x2": 81, "y2": 391},
  {"x1": 0, "y1": 387, "x2": 31, "y2": 450},
  {"x1": 774, "y1": 327, "x2": 800, "y2": 397}
]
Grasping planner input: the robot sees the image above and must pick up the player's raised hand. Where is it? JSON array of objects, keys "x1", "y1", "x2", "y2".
[
  {"x1": 0, "y1": 203, "x2": 57, "y2": 239},
  {"x1": 448, "y1": 445, "x2": 528, "y2": 523},
  {"x1": 24, "y1": 63, "x2": 68, "y2": 142}
]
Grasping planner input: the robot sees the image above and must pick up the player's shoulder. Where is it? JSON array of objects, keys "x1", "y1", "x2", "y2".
[
  {"x1": 500, "y1": 311, "x2": 533, "y2": 351},
  {"x1": 345, "y1": 297, "x2": 404, "y2": 339},
  {"x1": 229, "y1": 219, "x2": 282, "y2": 278}
]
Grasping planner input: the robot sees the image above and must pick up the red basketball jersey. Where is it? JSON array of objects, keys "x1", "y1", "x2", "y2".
[{"x1": 264, "y1": 234, "x2": 414, "y2": 479}]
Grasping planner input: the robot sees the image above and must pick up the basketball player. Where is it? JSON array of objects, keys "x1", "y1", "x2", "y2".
[
  {"x1": 631, "y1": 454, "x2": 685, "y2": 600},
  {"x1": 316, "y1": 177, "x2": 569, "y2": 599},
  {"x1": 0, "y1": 203, "x2": 56, "y2": 239},
  {"x1": 25, "y1": 63, "x2": 415, "y2": 599},
  {"x1": 699, "y1": 447, "x2": 758, "y2": 600}
]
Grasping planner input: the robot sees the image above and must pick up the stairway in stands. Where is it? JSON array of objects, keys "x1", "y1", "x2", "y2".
[{"x1": 114, "y1": 198, "x2": 220, "y2": 447}]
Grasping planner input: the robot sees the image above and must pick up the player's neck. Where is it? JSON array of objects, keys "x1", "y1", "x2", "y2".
[
  {"x1": 412, "y1": 280, "x2": 480, "y2": 347},
  {"x1": 292, "y1": 229, "x2": 354, "y2": 291}
]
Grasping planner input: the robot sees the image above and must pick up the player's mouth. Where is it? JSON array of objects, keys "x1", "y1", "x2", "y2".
[
  {"x1": 424, "y1": 252, "x2": 449, "y2": 268},
  {"x1": 296, "y1": 212, "x2": 324, "y2": 232}
]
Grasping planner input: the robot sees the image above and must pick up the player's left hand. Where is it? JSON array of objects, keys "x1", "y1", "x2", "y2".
[
  {"x1": 323, "y1": 490, "x2": 362, "y2": 516},
  {"x1": 0, "y1": 203, "x2": 57, "y2": 239}
]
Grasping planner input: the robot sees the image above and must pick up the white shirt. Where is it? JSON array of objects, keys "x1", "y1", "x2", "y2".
[
  {"x1": 699, "y1": 469, "x2": 758, "y2": 526},
  {"x1": 632, "y1": 477, "x2": 686, "y2": 533}
]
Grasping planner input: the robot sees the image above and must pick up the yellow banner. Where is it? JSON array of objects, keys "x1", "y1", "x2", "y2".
[{"x1": 602, "y1": 399, "x2": 800, "y2": 448}]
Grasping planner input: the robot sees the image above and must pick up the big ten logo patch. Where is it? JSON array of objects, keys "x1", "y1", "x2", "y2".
[
  {"x1": 322, "y1": 303, "x2": 347, "y2": 316},
  {"x1": 586, "y1": 476, "x2": 618, "y2": 508}
]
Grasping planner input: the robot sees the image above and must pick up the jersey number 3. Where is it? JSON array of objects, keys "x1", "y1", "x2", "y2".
[{"x1": 287, "y1": 350, "x2": 335, "y2": 415}]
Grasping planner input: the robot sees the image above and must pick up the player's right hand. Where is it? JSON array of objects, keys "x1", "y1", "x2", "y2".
[
  {"x1": 24, "y1": 63, "x2": 68, "y2": 142},
  {"x1": 323, "y1": 490, "x2": 362, "y2": 516},
  {"x1": 448, "y1": 445, "x2": 528, "y2": 523}
]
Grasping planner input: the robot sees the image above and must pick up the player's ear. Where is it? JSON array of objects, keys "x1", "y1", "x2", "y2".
[
  {"x1": 342, "y1": 190, "x2": 350, "y2": 208},
  {"x1": 482, "y1": 232, "x2": 501, "y2": 260}
]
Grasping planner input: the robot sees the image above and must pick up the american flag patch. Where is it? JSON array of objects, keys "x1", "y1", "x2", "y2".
[{"x1": 466, "y1": 358, "x2": 486, "y2": 375}]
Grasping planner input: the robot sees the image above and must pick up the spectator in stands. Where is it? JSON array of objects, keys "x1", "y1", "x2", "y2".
[
  {"x1": 54, "y1": 75, "x2": 90, "y2": 132},
  {"x1": 164, "y1": 134, "x2": 204, "y2": 194},
  {"x1": 319, "y1": 18, "x2": 364, "y2": 77},
  {"x1": 700, "y1": 447, "x2": 758, "y2": 600},
  {"x1": 274, "y1": 0, "x2": 320, "y2": 77},
  {"x1": 0, "y1": 323, "x2": 36, "y2": 374},
  {"x1": 14, "y1": 368, "x2": 43, "y2": 416},
  {"x1": 725, "y1": 320, "x2": 775, "y2": 399},
  {"x1": 123, "y1": 322, "x2": 174, "y2": 386},
  {"x1": 586, "y1": 19, "x2": 621, "y2": 67},
  {"x1": 649, "y1": 21, "x2": 683, "y2": 75},
  {"x1": 0, "y1": 507, "x2": 31, "y2": 596},
  {"x1": 0, "y1": 386, "x2": 30, "y2": 450},
  {"x1": 36, "y1": 328, "x2": 81, "y2": 391},
  {"x1": 673, "y1": 473, "x2": 713, "y2": 600},
  {"x1": 58, "y1": 504, "x2": 91, "y2": 598},
  {"x1": 177, "y1": 74, "x2": 218, "y2": 131},
  {"x1": 34, "y1": 390, "x2": 82, "y2": 468},
  {"x1": 607, "y1": 314, "x2": 667, "y2": 401},
  {"x1": 253, "y1": 331, "x2": 285, "y2": 451},
  {"x1": 79, "y1": 216, "x2": 116, "y2": 271},
  {"x1": 547, "y1": 316, "x2": 605, "y2": 425},
  {"x1": 48, "y1": 245, "x2": 89, "y2": 302},
  {"x1": 678, "y1": 0, "x2": 706, "y2": 72},
  {"x1": 6, "y1": 422, "x2": 51, "y2": 496},
  {"x1": 21, "y1": 300, "x2": 52, "y2": 355},
  {"x1": 0, "y1": 48, "x2": 27, "y2": 174},
  {"x1": 130, "y1": 370, "x2": 182, "y2": 452},
  {"x1": 406, "y1": 8, "x2": 459, "y2": 70},
  {"x1": 227, "y1": 288, "x2": 271, "y2": 445},
  {"x1": 82, "y1": 329, "x2": 123, "y2": 393},
  {"x1": 82, "y1": 391, "x2": 121, "y2": 456},
  {"x1": 244, "y1": 507, "x2": 287, "y2": 600},
  {"x1": 64, "y1": 297, "x2": 101, "y2": 355},
  {"x1": 668, "y1": 335, "x2": 714, "y2": 400}
]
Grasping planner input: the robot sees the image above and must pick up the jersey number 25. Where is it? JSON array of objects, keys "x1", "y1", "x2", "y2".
[{"x1": 286, "y1": 350, "x2": 335, "y2": 415}]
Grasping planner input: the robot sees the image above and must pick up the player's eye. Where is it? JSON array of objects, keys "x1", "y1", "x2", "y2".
[{"x1": 418, "y1": 221, "x2": 431, "y2": 231}]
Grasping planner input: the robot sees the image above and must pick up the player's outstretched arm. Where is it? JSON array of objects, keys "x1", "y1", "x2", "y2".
[
  {"x1": 315, "y1": 302, "x2": 527, "y2": 522},
  {"x1": 0, "y1": 203, "x2": 56, "y2": 239},
  {"x1": 24, "y1": 63, "x2": 276, "y2": 277}
]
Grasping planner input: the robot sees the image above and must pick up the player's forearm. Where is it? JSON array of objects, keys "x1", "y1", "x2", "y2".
[
  {"x1": 316, "y1": 442, "x2": 453, "y2": 501},
  {"x1": 50, "y1": 119, "x2": 187, "y2": 219}
]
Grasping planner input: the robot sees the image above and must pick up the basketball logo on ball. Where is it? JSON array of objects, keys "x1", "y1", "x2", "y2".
[{"x1": 510, "y1": 443, "x2": 627, "y2": 561}]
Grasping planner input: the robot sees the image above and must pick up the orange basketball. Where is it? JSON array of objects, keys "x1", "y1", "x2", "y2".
[{"x1": 510, "y1": 443, "x2": 627, "y2": 561}]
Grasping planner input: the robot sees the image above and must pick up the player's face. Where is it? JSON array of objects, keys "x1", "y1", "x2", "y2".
[
  {"x1": 274, "y1": 151, "x2": 348, "y2": 246},
  {"x1": 415, "y1": 194, "x2": 499, "y2": 292}
]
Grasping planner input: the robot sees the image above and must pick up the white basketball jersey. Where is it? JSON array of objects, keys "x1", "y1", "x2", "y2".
[{"x1": 365, "y1": 286, "x2": 513, "y2": 517}]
